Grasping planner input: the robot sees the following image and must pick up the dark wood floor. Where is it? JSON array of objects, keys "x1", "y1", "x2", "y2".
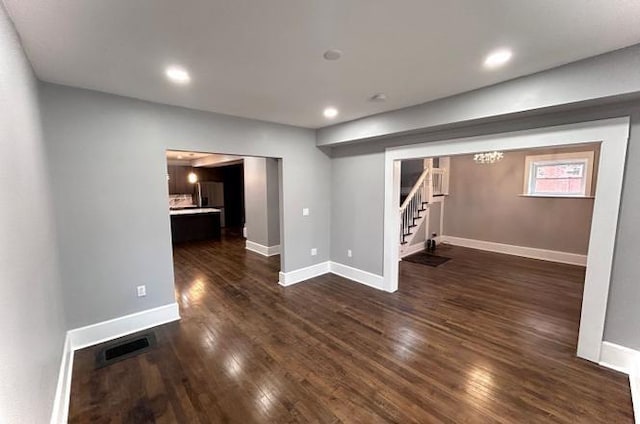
[{"x1": 69, "y1": 235, "x2": 633, "y2": 423}]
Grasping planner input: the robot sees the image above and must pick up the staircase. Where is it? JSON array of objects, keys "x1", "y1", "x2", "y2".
[{"x1": 399, "y1": 165, "x2": 446, "y2": 255}]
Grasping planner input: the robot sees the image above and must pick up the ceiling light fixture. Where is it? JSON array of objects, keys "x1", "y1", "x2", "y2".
[
  {"x1": 323, "y1": 107, "x2": 338, "y2": 119},
  {"x1": 323, "y1": 49, "x2": 343, "y2": 61},
  {"x1": 474, "y1": 151, "x2": 504, "y2": 164},
  {"x1": 483, "y1": 49, "x2": 512, "y2": 69},
  {"x1": 177, "y1": 155, "x2": 183, "y2": 159},
  {"x1": 165, "y1": 66, "x2": 191, "y2": 84}
]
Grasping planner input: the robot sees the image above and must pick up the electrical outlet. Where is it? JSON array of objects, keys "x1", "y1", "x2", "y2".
[
  {"x1": 136, "y1": 285, "x2": 147, "y2": 297},
  {"x1": 302, "y1": 208, "x2": 310, "y2": 216},
  {"x1": 311, "y1": 248, "x2": 317, "y2": 256},
  {"x1": 347, "y1": 249, "x2": 352, "y2": 258}
]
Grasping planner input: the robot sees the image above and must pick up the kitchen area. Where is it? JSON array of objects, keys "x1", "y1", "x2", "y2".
[{"x1": 167, "y1": 150, "x2": 245, "y2": 244}]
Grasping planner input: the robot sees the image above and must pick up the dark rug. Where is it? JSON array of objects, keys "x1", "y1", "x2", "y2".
[{"x1": 403, "y1": 250, "x2": 451, "y2": 267}]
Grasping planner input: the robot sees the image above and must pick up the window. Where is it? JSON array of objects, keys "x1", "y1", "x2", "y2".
[{"x1": 523, "y1": 151, "x2": 595, "y2": 197}]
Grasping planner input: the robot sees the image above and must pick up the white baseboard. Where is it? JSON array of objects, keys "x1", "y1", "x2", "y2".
[
  {"x1": 50, "y1": 334, "x2": 73, "y2": 424},
  {"x1": 400, "y1": 242, "x2": 425, "y2": 258},
  {"x1": 329, "y1": 262, "x2": 386, "y2": 291},
  {"x1": 279, "y1": 261, "x2": 330, "y2": 286},
  {"x1": 50, "y1": 303, "x2": 180, "y2": 423},
  {"x1": 599, "y1": 342, "x2": 640, "y2": 422},
  {"x1": 442, "y1": 235, "x2": 587, "y2": 266},
  {"x1": 277, "y1": 261, "x2": 386, "y2": 292},
  {"x1": 68, "y1": 303, "x2": 181, "y2": 350},
  {"x1": 599, "y1": 341, "x2": 640, "y2": 375},
  {"x1": 245, "y1": 240, "x2": 280, "y2": 257}
]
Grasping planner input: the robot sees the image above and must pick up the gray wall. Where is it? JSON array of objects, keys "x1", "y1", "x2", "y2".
[
  {"x1": 400, "y1": 159, "x2": 424, "y2": 194},
  {"x1": 444, "y1": 146, "x2": 598, "y2": 254},
  {"x1": 331, "y1": 152, "x2": 385, "y2": 274},
  {"x1": 244, "y1": 157, "x2": 280, "y2": 247},
  {"x1": 244, "y1": 157, "x2": 269, "y2": 246},
  {"x1": 0, "y1": 5, "x2": 66, "y2": 422},
  {"x1": 266, "y1": 158, "x2": 281, "y2": 246},
  {"x1": 40, "y1": 83, "x2": 330, "y2": 329},
  {"x1": 428, "y1": 202, "x2": 442, "y2": 240},
  {"x1": 329, "y1": 102, "x2": 640, "y2": 351}
]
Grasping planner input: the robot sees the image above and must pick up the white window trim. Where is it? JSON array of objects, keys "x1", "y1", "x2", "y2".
[
  {"x1": 523, "y1": 151, "x2": 595, "y2": 197},
  {"x1": 383, "y1": 117, "x2": 630, "y2": 364}
]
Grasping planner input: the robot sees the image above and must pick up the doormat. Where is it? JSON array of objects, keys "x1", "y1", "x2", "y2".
[{"x1": 403, "y1": 251, "x2": 451, "y2": 267}]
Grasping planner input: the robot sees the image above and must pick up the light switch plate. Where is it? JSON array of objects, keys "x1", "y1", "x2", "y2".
[
  {"x1": 302, "y1": 208, "x2": 310, "y2": 216},
  {"x1": 311, "y1": 248, "x2": 317, "y2": 256}
]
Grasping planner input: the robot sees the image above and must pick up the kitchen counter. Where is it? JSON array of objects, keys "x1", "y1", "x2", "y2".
[
  {"x1": 170, "y1": 208, "x2": 221, "y2": 243},
  {"x1": 169, "y1": 207, "x2": 221, "y2": 216}
]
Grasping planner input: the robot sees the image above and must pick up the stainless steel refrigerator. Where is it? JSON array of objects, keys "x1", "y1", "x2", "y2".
[{"x1": 197, "y1": 182, "x2": 225, "y2": 227}]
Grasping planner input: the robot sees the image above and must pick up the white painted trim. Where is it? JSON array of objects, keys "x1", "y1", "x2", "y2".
[
  {"x1": 278, "y1": 261, "x2": 330, "y2": 286},
  {"x1": 50, "y1": 334, "x2": 73, "y2": 424},
  {"x1": 599, "y1": 342, "x2": 640, "y2": 375},
  {"x1": 599, "y1": 341, "x2": 640, "y2": 422},
  {"x1": 245, "y1": 240, "x2": 281, "y2": 256},
  {"x1": 329, "y1": 262, "x2": 386, "y2": 291},
  {"x1": 277, "y1": 261, "x2": 387, "y2": 291},
  {"x1": 50, "y1": 303, "x2": 181, "y2": 422},
  {"x1": 523, "y1": 150, "x2": 595, "y2": 197},
  {"x1": 442, "y1": 236, "x2": 587, "y2": 266},
  {"x1": 384, "y1": 117, "x2": 630, "y2": 363},
  {"x1": 400, "y1": 242, "x2": 425, "y2": 258},
  {"x1": 68, "y1": 303, "x2": 181, "y2": 350}
]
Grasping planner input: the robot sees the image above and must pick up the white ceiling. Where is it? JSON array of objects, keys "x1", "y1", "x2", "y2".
[
  {"x1": 5, "y1": 0, "x2": 640, "y2": 128},
  {"x1": 166, "y1": 150, "x2": 243, "y2": 167},
  {"x1": 166, "y1": 150, "x2": 212, "y2": 161}
]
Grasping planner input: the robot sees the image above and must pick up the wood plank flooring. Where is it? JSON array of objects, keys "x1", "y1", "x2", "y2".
[{"x1": 69, "y1": 235, "x2": 633, "y2": 423}]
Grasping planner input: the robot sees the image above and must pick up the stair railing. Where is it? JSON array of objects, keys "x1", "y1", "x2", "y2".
[{"x1": 399, "y1": 168, "x2": 430, "y2": 244}]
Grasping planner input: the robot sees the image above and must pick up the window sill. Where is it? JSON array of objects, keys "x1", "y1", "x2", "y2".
[{"x1": 518, "y1": 194, "x2": 595, "y2": 199}]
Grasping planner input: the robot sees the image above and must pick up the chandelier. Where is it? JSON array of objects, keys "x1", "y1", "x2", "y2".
[{"x1": 473, "y1": 151, "x2": 504, "y2": 164}]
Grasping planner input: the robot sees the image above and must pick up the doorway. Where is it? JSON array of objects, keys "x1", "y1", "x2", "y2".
[
  {"x1": 382, "y1": 118, "x2": 629, "y2": 363},
  {"x1": 166, "y1": 150, "x2": 284, "y2": 273}
]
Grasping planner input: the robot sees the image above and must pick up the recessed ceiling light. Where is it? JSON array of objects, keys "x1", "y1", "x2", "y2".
[
  {"x1": 369, "y1": 93, "x2": 387, "y2": 102},
  {"x1": 323, "y1": 49, "x2": 343, "y2": 61},
  {"x1": 165, "y1": 66, "x2": 191, "y2": 84},
  {"x1": 483, "y1": 49, "x2": 512, "y2": 69},
  {"x1": 323, "y1": 107, "x2": 338, "y2": 119},
  {"x1": 177, "y1": 155, "x2": 183, "y2": 159}
]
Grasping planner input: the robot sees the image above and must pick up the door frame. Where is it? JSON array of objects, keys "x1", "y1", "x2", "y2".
[{"x1": 382, "y1": 117, "x2": 630, "y2": 362}]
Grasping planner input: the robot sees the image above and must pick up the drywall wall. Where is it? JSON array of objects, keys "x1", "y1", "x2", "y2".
[
  {"x1": 428, "y1": 201, "x2": 442, "y2": 240},
  {"x1": 266, "y1": 158, "x2": 281, "y2": 246},
  {"x1": 331, "y1": 151, "x2": 385, "y2": 273},
  {"x1": 0, "y1": 4, "x2": 66, "y2": 423},
  {"x1": 244, "y1": 157, "x2": 269, "y2": 245},
  {"x1": 40, "y1": 83, "x2": 330, "y2": 329},
  {"x1": 318, "y1": 43, "x2": 640, "y2": 145},
  {"x1": 244, "y1": 157, "x2": 280, "y2": 247},
  {"x1": 400, "y1": 159, "x2": 423, "y2": 194},
  {"x1": 329, "y1": 100, "x2": 640, "y2": 351},
  {"x1": 444, "y1": 146, "x2": 599, "y2": 254}
]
